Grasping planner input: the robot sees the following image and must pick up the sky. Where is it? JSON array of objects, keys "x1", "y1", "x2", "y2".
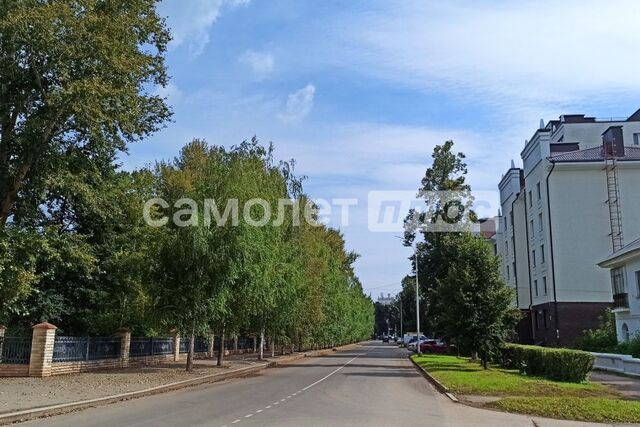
[{"x1": 123, "y1": 0, "x2": 640, "y2": 299}]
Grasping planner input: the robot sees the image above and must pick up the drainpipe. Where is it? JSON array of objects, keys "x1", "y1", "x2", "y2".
[
  {"x1": 545, "y1": 160, "x2": 560, "y2": 346},
  {"x1": 510, "y1": 195, "x2": 520, "y2": 309},
  {"x1": 523, "y1": 190, "x2": 535, "y2": 344}
]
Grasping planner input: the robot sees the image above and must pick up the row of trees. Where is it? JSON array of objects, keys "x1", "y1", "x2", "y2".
[
  {"x1": 398, "y1": 141, "x2": 519, "y2": 367},
  {"x1": 0, "y1": 0, "x2": 373, "y2": 371}
]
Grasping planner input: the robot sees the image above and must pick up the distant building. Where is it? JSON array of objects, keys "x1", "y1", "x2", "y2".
[
  {"x1": 496, "y1": 109, "x2": 640, "y2": 346},
  {"x1": 377, "y1": 293, "x2": 396, "y2": 306}
]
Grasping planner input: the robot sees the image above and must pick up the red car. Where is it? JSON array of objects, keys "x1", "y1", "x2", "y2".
[{"x1": 419, "y1": 339, "x2": 449, "y2": 354}]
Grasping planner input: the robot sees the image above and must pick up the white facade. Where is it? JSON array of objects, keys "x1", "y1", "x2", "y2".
[
  {"x1": 496, "y1": 109, "x2": 640, "y2": 345},
  {"x1": 599, "y1": 239, "x2": 640, "y2": 343}
]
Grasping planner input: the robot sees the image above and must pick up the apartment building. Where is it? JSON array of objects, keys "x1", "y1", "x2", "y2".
[{"x1": 496, "y1": 109, "x2": 640, "y2": 346}]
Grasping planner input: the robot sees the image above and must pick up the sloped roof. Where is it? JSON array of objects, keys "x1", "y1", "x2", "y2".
[
  {"x1": 599, "y1": 237, "x2": 640, "y2": 267},
  {"x1": 550, "y1": 146, "x2": 640, "y2": 163}
]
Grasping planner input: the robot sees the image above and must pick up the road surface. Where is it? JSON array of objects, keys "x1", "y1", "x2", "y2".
[{"x1": 21, "y1": 342, "x2": 601, "y2": 427}]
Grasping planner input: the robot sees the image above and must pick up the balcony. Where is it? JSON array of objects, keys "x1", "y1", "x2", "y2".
[{"x1": 613, "y1": 293, "x2": 629, "y2": 310}]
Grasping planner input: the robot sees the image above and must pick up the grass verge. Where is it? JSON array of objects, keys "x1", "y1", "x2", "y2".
[
  {"x1": 488, "y1": 397, "x2": 640, "y2": 423},
  {"x1": 412, "y1": 354, "x2": 640, "y2": 423}
]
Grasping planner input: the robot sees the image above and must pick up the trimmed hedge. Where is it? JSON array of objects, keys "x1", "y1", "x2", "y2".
[{"x1": 501, "y1": 344, "x2": 594, "y2": 383}]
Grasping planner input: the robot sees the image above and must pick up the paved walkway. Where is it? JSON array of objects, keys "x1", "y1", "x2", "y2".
[{"x1": 591, "y1": 370, "x2": 640, "y2": 400}]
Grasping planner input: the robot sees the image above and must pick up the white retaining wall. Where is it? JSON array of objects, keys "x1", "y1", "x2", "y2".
[{"x1": 592, "y1": 352, "x2": 640, "y2": 376}]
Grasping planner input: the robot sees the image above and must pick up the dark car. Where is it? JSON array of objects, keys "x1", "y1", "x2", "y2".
[
  {"x1": 419, "y1": 339, "x2": 450, "y2": 354},
  {"x1": 382, "y1": 335, "x2": 390, "y2": 343}
]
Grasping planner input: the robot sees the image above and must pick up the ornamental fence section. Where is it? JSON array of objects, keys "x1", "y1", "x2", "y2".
[
  {"x1": 52, "y1": 337, "x2": 121, "y2": 362},
  {"x1": 0, "y1": 337, "x2": 32, "y2": 365}
]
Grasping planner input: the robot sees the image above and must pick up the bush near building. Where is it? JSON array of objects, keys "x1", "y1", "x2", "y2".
[{"x1": 501, "y1": 344, "x2": 594, "y2": 383}]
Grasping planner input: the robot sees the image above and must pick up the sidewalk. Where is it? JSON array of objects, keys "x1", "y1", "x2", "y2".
[
  {"x1": 0, "y1": 351, "x2": 309, "y2": 415},
  {"x1": 591, "y1": 370, "x2": 640, "y2": 400}
]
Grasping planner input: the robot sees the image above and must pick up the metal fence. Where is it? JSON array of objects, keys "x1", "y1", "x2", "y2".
[
  {"x1": 0, "y1": 337, "x2": 32, "y2": 364},
  {"x1": 52, "y1": 337, "x2": 121, "y2": 362},
  {"x1": 178, "y1": 338, "x2": 210, "y2": 354},
  {"x1": 129, "y1": 337, "x2": 173, "y2": 357}
]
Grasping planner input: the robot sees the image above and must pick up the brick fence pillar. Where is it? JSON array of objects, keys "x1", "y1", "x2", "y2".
[
  {"x1": 29, "y1": 322, "x2": 57, "y2": 377},
  {"x1": 115, "y1": 328, "x2": 131, "y2": 368},
  {"x1": 208, "y1": 331, "x2": 215, "y2": 358},
  {"x1": 170, "y1": 330, "x2": 180, "y2": 362}
]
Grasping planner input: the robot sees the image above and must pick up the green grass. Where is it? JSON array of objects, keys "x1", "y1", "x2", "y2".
[
  {"x1": 489, "y1": 397, "x2": 640, "y2": 423},
  {"x1": 411, "y1": 354, "x2": 610, "y2": 397},
  {"x1": 412, "y1": 354, "x2": 640, "y2": 422}
]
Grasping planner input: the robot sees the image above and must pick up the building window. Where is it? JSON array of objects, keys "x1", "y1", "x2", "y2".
[
  {"x1": 534, "y1": 279, "x2": 539, "y2": 296},
  {"x1": 543, "y1": 309, "x2": 548, "y2": 329},
  {"x1": 611, "y1": 267, "x2": 626, "y2": 295},
  {"x1": 543, "y1": 276, "x2": 548, "y2": 295},
  {"x1": 532, "y1": 250, "x2": 537, "y2": 267},
  {"x1": 634, "y1": 133, "x2": 640, "y2": 145},
  {"x1": 541, "y1": 244, "x2": 545, "y2": 263},
  {"x1": 510, "y1": 211, "x2": 514, "y2": 230},
  {"x1": 493, "y1": 244, "x2": 498, "y2": 256},
  {"x1": 506, "y1": 265, "x2": 510, "y2": 280},
  {"x1": 623, "y1": 323, "x2": 630, "y2": 342},
  {"x1": 636, "y1": 271, "x2": 640, "y2": 297},
  {"x1": 536, "y1": 182, "x2": 541, "y2": 200},
  {"x1": 528, "y1": 191, "x2": 532, "y2": 207},
  {"x1": 530, "y1": 219, "x2": 534, "y2": 235},
  {"x1": 538, "y1": 213, "x2": 543, "y2": 232}
]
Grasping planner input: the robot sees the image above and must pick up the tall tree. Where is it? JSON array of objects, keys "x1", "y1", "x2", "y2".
[
  {"x1": 0, "y1": 0, "x2": 171, "y2": 226},
  {"x1": 431, "y1": 233, "x2": 518, "y2": 367}
]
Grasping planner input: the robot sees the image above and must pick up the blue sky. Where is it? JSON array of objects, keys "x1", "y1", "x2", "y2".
[{"x1": 124, "y1": 0, "x2": 640, "y2": 298}]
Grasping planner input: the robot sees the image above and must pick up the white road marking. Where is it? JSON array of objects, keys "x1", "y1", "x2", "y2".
[
  {"x1": 244, "y1": 414, "x2": 253, "y2": 418},
  {"x1": 280, "y1": 398, "x2": 286, "y2": 402},
  {"x1": 232, "y1": 420, "x2": 241, "y2": 424},
  {"x1": 256, "y1": 409, "x2": 263, "y2": 413},
  {"x1": 301, "y1": 354, "x2": 363, "y2": 392},
  {"x1": 265, "y1": 405, "x2": 272, "y2": 409},
  {"x1": 274, "y1": 402, "x2": 279, "y2": 405}
]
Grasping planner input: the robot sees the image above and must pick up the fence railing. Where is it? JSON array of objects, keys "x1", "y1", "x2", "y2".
[
  {"x1": 53, "y1": 337, "x2": 121, "y2": 362},
  {"x1": 0, "y1": 337, "x2": 32, "y2": 364},
  {"x1": 129, "y1": 337, "x2": 173, "y2": 357}
]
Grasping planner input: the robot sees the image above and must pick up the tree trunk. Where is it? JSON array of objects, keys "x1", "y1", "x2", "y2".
[
  {"x1": 186, "y1": 330, "x2": 195, "y2": 372},
  {"x1": 258, "y1": 330, "x2": 264, "y2": 360},
  {"x1": 233, "y1": 335, "x2": 238, "y2": 353},
  {"x1": 217, "y1": 328, "x2": 225, "y2": 366},
  {"x1": 270, "y1": 338, "x2": 275, "y2": 358}
]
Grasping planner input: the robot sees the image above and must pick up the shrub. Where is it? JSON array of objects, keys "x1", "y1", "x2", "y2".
[
  {"x1": 501, "y1": 344, "x2": 594, "y2": 383},
  {"x1": 574, "y1": 310, "x2": 618, "y2": 353}
]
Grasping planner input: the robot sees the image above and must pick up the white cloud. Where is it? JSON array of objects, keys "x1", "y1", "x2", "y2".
[
  {"x1": 153, "y1": 82, "x2": 183, "y2": 104},
  {"x1": 337, "y1": 0, "x2": 640, "y2": 110},
  {"x1": 279, "y1": 84, "x2": 316, "y2": 122},
  {"x1": 239, "y1": 50, "x2": 275, "y2": 79},
  {"x1": 159, "y1": 0, "x2": 250, "y2": 57}
]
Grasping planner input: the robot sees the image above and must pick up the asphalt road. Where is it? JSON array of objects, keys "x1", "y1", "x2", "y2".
[{"x1": 20, "y1": 342, "x2": 599, "y2": 427}]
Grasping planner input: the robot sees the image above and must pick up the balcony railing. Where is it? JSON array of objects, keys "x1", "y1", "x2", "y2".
[{"x1": 613, "y1": 293, "x2": 629, "y2": 310}]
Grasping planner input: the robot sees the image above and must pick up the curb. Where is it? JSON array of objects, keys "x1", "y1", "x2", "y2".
[
  {"x1": 0, "y1": 343, "x2": 359, "y2": 425},
  {"x1": 409, "y1": 355, "x2": 459, "y2": 403}
]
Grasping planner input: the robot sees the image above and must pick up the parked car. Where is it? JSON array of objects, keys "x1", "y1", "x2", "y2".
[
  {"x1": 382, "y1": 335, "x2": 390, "y2": 343},
  {"x1": 406, "y1": 336, "x2": 428, "y2": 351},
  {"x1": 419, "y1": 339, "x2": 450, "y2": 354}
]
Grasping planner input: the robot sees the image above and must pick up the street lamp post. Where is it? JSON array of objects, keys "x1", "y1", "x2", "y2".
[{"x1": 415, "y1": 250, "x2": 421, "y2": 355}]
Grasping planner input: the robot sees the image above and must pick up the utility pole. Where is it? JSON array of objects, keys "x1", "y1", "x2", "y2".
[
  {"x1": 415, "y1": 250, "x2": 421, "y2": 355},
  {"x1": 399, "y1": 299, "x2": 403, "y2": 339}
]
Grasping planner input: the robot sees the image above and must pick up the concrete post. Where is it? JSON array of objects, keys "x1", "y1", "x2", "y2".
[
  {"x1": 29, "y1": 323, "x2": 57, "y2": 377},
  {"x1": 0, "y1": 325, "x2": 6, "y2": 362},
  {"x1": 115, "y1": 328, "x2": 131, "y2": 368},
  {"x1": 208, "y1": 331, "x2": 215, "y2": 358},
  {"x1": 170, "y1": 330, "x2": 180, "y2": 361}
]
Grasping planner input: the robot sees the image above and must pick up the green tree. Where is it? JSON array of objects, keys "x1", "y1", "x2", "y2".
[
  {"x1": 0, "y1": 0, "x2": 171, "y2": 226},
  {"x1": 432, "y1": 233, "x2": 518, "y2": 368}
]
